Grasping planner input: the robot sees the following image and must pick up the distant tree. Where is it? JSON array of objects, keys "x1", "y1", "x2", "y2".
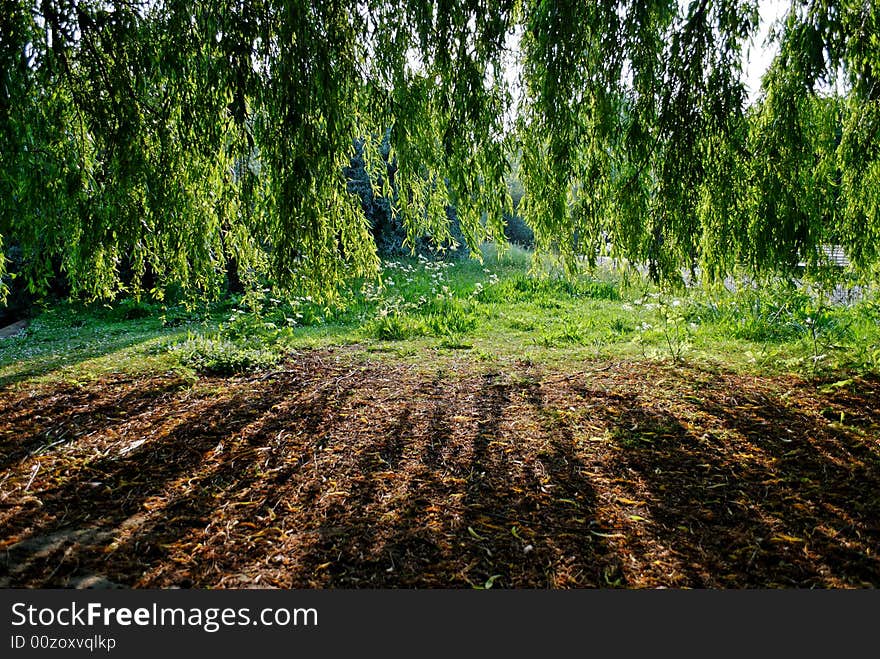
[{"x1": 344, "y1": 131, "x2": 407, "y2": 256}]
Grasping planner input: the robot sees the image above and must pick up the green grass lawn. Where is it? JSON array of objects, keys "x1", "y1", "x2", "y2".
[{"x1": 3, "y1": 243, "x2": 880, "y2": 385}]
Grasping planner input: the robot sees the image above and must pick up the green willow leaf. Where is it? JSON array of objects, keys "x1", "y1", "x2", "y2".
[{"x1": 0, "y1": 0, "x2": 878, "y2": 305}]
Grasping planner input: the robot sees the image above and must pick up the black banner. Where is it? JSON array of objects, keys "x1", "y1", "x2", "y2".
[{"x1": 1, "y1": 590, "x2": 875, "y2": 656}]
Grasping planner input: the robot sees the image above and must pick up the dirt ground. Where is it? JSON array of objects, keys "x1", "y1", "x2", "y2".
[{"x1": 1, "y1": 349, "x2": 878, "y2": 588}]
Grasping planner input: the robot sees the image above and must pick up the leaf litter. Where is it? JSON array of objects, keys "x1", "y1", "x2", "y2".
[{"x1": 1, "y1": 349, "x2": 878, "y2": 588}]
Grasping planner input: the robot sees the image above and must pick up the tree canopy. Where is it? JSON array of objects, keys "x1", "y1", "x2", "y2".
[{"x1": 1, "y1": 0, "x2": 878, "y2": 303}]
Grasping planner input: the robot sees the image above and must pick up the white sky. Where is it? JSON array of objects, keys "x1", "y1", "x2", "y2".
[
  {"x1": 445, "y1": 0, "x2": 791, "y2": 131},
  {"x1": 500, "y1": 1, "x2": 791, "y2": 117},
  {"x1": 743, "y1": 0, "x2": 789, "y2": 103}
]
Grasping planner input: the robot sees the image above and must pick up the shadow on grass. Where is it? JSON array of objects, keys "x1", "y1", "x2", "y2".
[{"x1": 0, "y1": 319, "x2": 184, "y2": 388}]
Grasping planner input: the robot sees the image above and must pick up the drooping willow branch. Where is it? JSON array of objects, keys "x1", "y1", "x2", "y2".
[{"x1": 0, "y1": 0, "x2": 877, "y2": 304}]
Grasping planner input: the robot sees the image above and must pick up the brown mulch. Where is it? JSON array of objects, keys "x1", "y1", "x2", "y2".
[{"x1": 1, "y1": 349, "x2": 878, "y2": 588}]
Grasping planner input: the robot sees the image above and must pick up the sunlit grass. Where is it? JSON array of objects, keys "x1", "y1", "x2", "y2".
[{"x1": 3, "y1": 243, "x2": 880, "y2": 384}]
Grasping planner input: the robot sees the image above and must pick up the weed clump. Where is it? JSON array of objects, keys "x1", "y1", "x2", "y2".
[{"x1": 175, "y1": 336, "x2": 281, "y2": 375}]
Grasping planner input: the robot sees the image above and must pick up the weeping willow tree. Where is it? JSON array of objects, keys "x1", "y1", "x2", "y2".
[{"x1": 0, "y1": 0, "x2": 878, "y2": 304}]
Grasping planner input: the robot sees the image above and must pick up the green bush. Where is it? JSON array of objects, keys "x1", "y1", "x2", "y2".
[
  {"x1": 111, "y1": 298, "x2": 158, "y2": 321},
  {"x1": 171, "y1": 300, "x2": 297, "y2": 375},
  {"x1": 368, "y1": 311, "x2": 427, "y2": 340},
  {"x1": 175, "y1": 336, "x2": 281, "y2": 375},
  {"x1": 690, "y1": 284, "x2": 851, "y2": 344},
  {"x1": 503, "y1": 213, "x2": 535, "y2": 248},
  {"x1": 420, "y1": 296, "x2": 478, "y2": 335}
]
